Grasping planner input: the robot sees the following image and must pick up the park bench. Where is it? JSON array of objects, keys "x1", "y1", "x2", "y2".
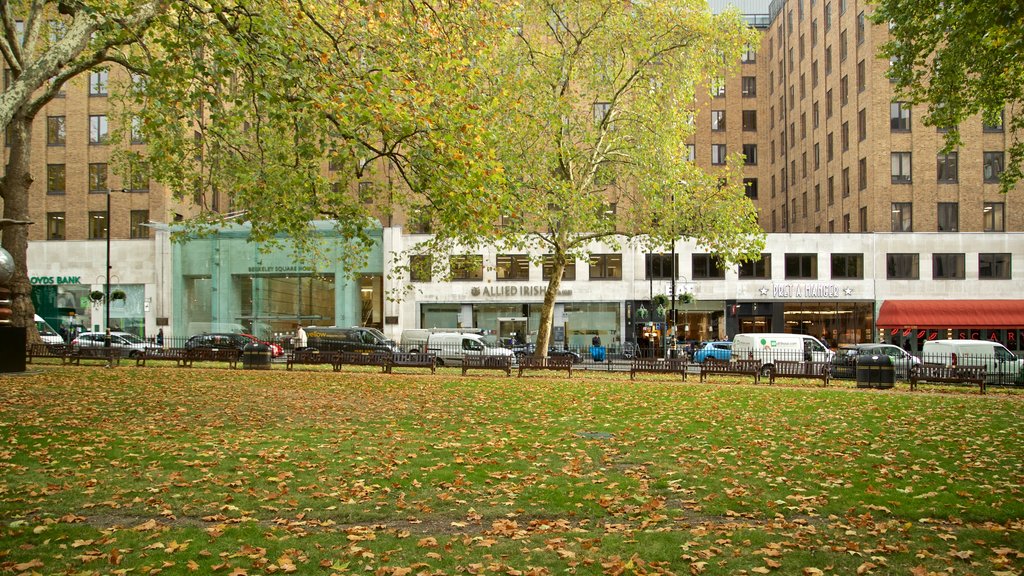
[
  {"x1": 186, "y1": 348, "x2": 241, "y2": 369},
  {"x1": 629, "y1": 358, "x2": 688, "y2": 381},
  {"x1": 286, "y1": 349, "x2": 337, "y2": 370},
  {"x1": 26, "y1": 343, "x2": 68, "y2": 363},
  {"x1": 698, "y1": 358, "x2": 762, "y2": 385},
  {"x1": 517, "y1": 355, "x2": 574, "y2": 377},
  {"x1": 387, "y1": 352, "x2": 437, "y2": 374},
  {"x1": 63, "y1": 346, "x2": 123, "y2": 366},
  {"x1": 134, "y1": 347, "x2": 193, "y2": 367},
  {"x1": 768, "y1": 360, "x2": 831, "y2": 386},
  {"x1": 332, "y1": 351, "x2": 391, "y2": 373},
  {"x1": 909, "y1": 363, "x2": 988, "y2": 394},
  {"x1": 461, "y1": 355, "x2": 514, "y2": 377}
]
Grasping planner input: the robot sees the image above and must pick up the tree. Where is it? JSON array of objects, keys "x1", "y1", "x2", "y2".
[
  {"x1": 0, "y1": 0, "x2": 164, "y2": 341},
  {"x1": 398, "y1": 0, "x2": 765, "y2": 356},
  {"x1": 875, "y1": 0, "x2": 1024, "y2": 192}
]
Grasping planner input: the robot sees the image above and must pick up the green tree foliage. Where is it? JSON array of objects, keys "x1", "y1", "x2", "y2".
[
  {"x1": 401, "y1": 0, "x2": 765, "y2": 355},
  {"x1": 875, "y1": 0, "x2": 1024, "y2": 192}
]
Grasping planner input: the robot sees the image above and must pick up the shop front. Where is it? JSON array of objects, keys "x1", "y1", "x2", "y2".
[
  {"x1": 173, "y1": 223, "x2": 384, "y2": 343},
  {"x1": 876, "y1": 300, "x2": 1024, "y2": 353}
]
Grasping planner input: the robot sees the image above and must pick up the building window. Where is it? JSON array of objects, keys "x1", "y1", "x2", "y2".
[
  {"x1": 130, "y1": 116, "x2": 145, "y2": 144},
  {"x1": 589, "y1": 254, "x2": 622, "y2": 280},
  {"x1": 858, "y1": 158, "x2": 867, "y2": 190},
  {"x1": 979, "y1": 253, "x2": 1011, "y2": 279},
  {"x1": 983, "y1": 151, "x2": 1004, "y2": 182},
  {"x1": 741, "y1": 44, "x2": 757, "y2": 63},
  {"x1": 841, "y1": 121, "x2": 849, "y2": 150},
  {"x1": 88, "y1": 115, "x2": 108, "y2": 144},
  {"x1": 46, "y1": 116, "x2": 66, "y2": 145},
  {"x1": 827, "y1": 132, "x2": 833, "y2": 160},
  {"x1": 711, "y1": 110, "x2": 726, "y2": 131},
  {"x1": 409, "y1": 255, "x2": 432, "y2": 282},
  {"x1": 407, "y1": 210, "x2": 431, "y2": 234},
  {"x1": 742, "y1": 144, "x2": 757, "y2": 165},
  {"x1": 933, "y1": 254, "x2": 965, "y2": 280},
  {"x1": 937, "y1": 202, "x2": 959, "y2": 232},
  {"x1": 784, "y1": 254, "x2": 817, "y2": 279},
  {"x1": 743, "y1": 178, "x2": 758, "y2": 199},
  {"x1": 741, "y1": 76, "x2": 756, "y2": 97},
  {"x1": 88, "y1": 163, "x2": 108, "y2": 192},
  {"x1": 826, "y1": 89, "x2": 833, "y2": 117},
  {"x1": 692, "y1": 254, "x2": 725, "y2": 279},
  {"x1": 645, "y1": 253, "x2": 677, "y2": 280},
  {"x1": 824, "y1": 1, "x2": 832, "y2": 30},
  {"x1": 843, "y1": 214, "x2": 851, "y2": 232},
  {"x1": 840, "y1": 75, "x2": 848, "y2": 106},
  {"x1": 857, "y1": 108, "x2": 866, "y2": 141},
  {"x1": 890, "y1": 202, "x2": 913, "y2": 232},
  {"x1": 827, "y1": 176, "x2": 835, "y2": 205},
  {"x1": 937, "y1": 152, "x2": 958, "y2": 183},
  {"x1": 857, "y1": 60, "x2": 866, "y2": 92},
  {"x1": 593, "y1": 102, "x2": 611, "y2": 125},
  {"x1": 358, "y1": 181, "x2": 374, "y2": 204},
  {"x1": 825, "y1": 46, "x2": 832, "y2": 76},
  {"x1": 711, "y1": 144, "x2": 726, "y2": 165},
  {"x1": 89, "y1": 211, "x2": 108, "y2": 240},
  {"x1": 685, "y1": 143, "x2": 695, "y2": 162},
  {"x1": 88, "y1": 69, "x2": 108, "y2": 96},
  {"x1": 129, "y1": 164, "x2": 150, "y2": 192},
  {"x1": 886, "y1": 254, "x2": 919, "y2": 279},
  {"x1": 842, "y1": 166, "x2": 850, "y2": 197},
  {"x1": 542, "y1": 254, "x2": 575, "y2": 281},
  {"x1": 742, "y1": 110, "x2": 757, "y2": 131},
  {"x1": 857, "y1": 11, "x2": 866, "y2": 44},
  {"x1": 738, "y1": 254, "x2": 771, "y2": 279},
  {"x1": 496, "y1": 254, "x2": 530, "y2": 281},
  {"x1": 982, "y1": 110, "x2": 1004, "y2": 132},
  {"x1": 130, "y1": 210, "x2": 150, "y2": 239},
  {"x1": 891, "y1": 152, "x2": 912, "y2": 184},
  {"x1": 46, "y1": 164, "x2": 66, "y2": 195},
  {"x1": 890, "y1": 102, "x2": 911, "y2": 131},
  {"x1": 984, "y1": 202, "x2": 1005, "y2": 232},
  {"x1": 451, "y1": 255, "x2": 483, "y2": 280},
  {"x1": 46, "y1": 212, "x2": 65, "y2": 240}
]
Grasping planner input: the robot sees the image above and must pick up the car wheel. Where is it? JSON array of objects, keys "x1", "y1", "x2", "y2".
[
  {"x1": 760, "y1": 365, "x2": 774, "y2": 378},
  {"x1": 436, "y1": 358, "x2": 446, "y2": 367},
  {"x1": 129, "y1": 350, "x2": 142, "y2": 359}
]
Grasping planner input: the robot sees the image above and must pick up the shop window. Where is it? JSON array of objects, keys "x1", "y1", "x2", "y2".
[
  {"x1": 589, "y1": 254, "x2": 622, "y2": 280},
  {"x1": 410, "y1": 255, "x2": 432, "y2": 282},
  {"x1": 831, "y1": 253, "x2": 863, "y2": 279},
  {"x1": 979, "y1": 253, "x2": 1011, "y2": 279},
  {"x1": 450, "y1": 255, "x2": 483, "y2": 280},
  {"x1": 784, "y1": 253, "x2": 817, "y2": 279},
  {"x1": 645, "y1": 253, "x2": 677, "y2": 280},
  {"x1": 738, "y1": 254, "x2": 771, "y2": 279},
  {"x1": 932, "y1": 254, "x2": 965, "y2": 279},
  {"x1": 983, "y1": 202, "x2": 1005, "y2": 232},
  {"x1": 46, "y1": 212, "x2": 65, "y2": 240},
  {"x1": 937, "y1": 202, "x2": 959, "y2": 232},
  {"x1": 886, "y1": 253, "x2": 919, "y2": 279},
  {"x1": 543, "y1": 254, "x2": 575, "y2": 281},
  {"x1": 89, "y1": 211, "x2": 107, "y2": 240},
  {"x1": 692, "y1": 254, "x2": 724, "y2": 279},
  {"x1": 496, "y1": 254, "x2": 530, "y2": 281}
]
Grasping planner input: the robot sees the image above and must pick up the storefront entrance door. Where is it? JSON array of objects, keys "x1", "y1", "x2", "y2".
[{"x1": 499, "y1": 317, "x2": 528, "y2": 346}]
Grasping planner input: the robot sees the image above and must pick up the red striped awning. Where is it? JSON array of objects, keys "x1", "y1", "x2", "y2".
[{"x1": 876, "y1": 300, "x2": 1024, "y2": 329}]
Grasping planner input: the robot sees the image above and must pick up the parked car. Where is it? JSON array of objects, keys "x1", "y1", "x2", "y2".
[
  {"x1": 185, "y1": 332, "x2": 256, "y2": 353},
  {"x1": 71, "y1": 331, "x2": 159, "y2": 357},
  {"x1": 305, "y1": 326, "x2": 399, "y2": 354},
  {"x1": 829, "y1": 343, "x2": 921, "y2": 380},
  {"x1": 504, "y1": 341, "x2": 583, "y2": 363},
  {"x1": 921, "y1": 339, "x2": 1024, "y2": 385},
  {"x1": 693, "y1": 341, "x2": 733, "y2": 363},
  {"x1": 34, "y1": 314, "x2": 64, "y2": 345},
  {"x1": 240, "y1": 333, "x2": 283, "y2": 357}
]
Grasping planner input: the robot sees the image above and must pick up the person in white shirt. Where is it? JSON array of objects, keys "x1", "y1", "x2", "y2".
[{"x1": 294, "y1": 324, "x2": 307, "y2": 351}]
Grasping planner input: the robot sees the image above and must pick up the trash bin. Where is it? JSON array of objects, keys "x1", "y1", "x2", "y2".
[
  {"x1": 856, "y1": 353, "x2": 894, "y2": 388},
  {"x1": 242, "y1": 342, "x2": 272, "y2": 370},
  {"x1": 590, "y1": 345, "x2": 606, "y2": 362}
]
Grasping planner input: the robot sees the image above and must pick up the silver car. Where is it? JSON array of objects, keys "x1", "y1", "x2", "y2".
[{"x1": 71, "y1": 331, "x2": 159, "y2": 358}]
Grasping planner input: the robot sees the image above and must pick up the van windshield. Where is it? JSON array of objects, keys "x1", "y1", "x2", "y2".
[{"x1": 35, "y1": 321, "x2": 59, "y2": 336}]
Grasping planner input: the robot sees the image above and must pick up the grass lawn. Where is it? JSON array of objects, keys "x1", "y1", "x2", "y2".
[{"x1": 1, "y1": 365, "x2": 1022, "y2": 575}]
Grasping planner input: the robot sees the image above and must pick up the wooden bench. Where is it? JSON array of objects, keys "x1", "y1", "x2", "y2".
[
  {"x1": 26, "y1": 343, "x2": 68, "y2": 363},
  {"x1": 186, "y1": 348, "x2": 241, "y2": 369},
  {"x1": 910, "y1": 363, "x2": 988, "y2": 394},
  {"x1": 134, "y1": 347, "x2": 193, "y2": 367},
  {"x1": 518, "y1": 355, "x2": 574, "y2": 377},
  {"x1": 461, "y1": 355, "x2": 514, "y2": 377},
  {"x1": 286, "y1": 349, "x2": 337, "y2": 370},
  {"x1": 387, "y1": 352, "x2": 437, "y2": 374},
  {"x1": 768, "y1": 360, "x2": 831, "y2": 386},
  {"x1": 332, "y1": 351, "x2": 391, "y2": 373},
  {"x1": 698, "y1": 358, "x2": 762, "y2": 384},
  {"x1": 64, "y1": 346, "x2": 123, "y2": 366},
  {"x1": 629, "y1": 358, "x2": 688, "y2": 381}
]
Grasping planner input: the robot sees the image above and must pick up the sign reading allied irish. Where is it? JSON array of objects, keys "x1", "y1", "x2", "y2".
[{"x1": 470, "y1": 285, "x2": 572, "y2": 298}]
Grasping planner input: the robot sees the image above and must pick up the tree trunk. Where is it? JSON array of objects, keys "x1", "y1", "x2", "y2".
[
  {"x1": 1, "y1": 112, "x2": 42, "y2": 344},
  {"x1": 533, "y1": 251, "x2": 565, "y2": 358}
]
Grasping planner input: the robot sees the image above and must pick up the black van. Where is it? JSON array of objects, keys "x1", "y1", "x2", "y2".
[{"x1": 305, "y1": 326, "x2": 399, "y2": 354}]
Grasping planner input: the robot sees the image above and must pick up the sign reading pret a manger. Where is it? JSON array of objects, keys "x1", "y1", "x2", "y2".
[
  {"x1": 768, "y1": 283, "x2": 855, "y2": 298},
  {"x1": 470, "y1": 285, "x2": 572, "y2": 298}
]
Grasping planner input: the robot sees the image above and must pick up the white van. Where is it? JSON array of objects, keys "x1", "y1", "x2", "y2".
[
  {"x1": 732, "y1": 333, "x2": 834, "y2": 372},
  {"x1": 34, "y1": 314, "x2": 64, "y2": 345},
  {"x1": 426, "y1": 332, "x2": 515, "y2": 367},
  {"x1": 401, "y1": 328, "x2": 481, "y2": 353},
  {"x1": 921, "y1": 339, "x2": 1024, "y2": 385}
]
